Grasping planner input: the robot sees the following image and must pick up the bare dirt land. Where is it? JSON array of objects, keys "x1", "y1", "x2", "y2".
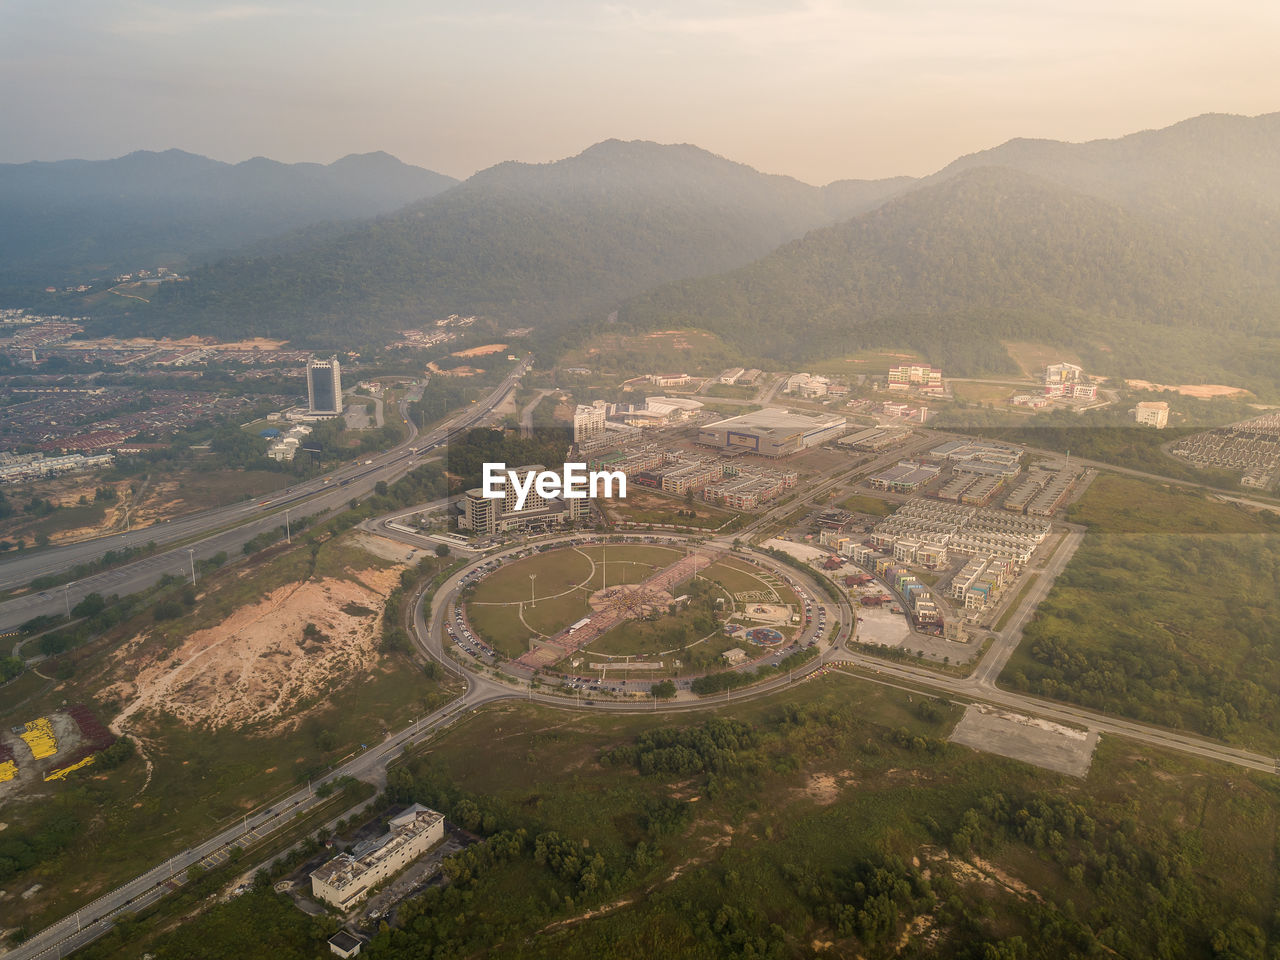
[
  {"x1": 1125, "y1": 380, "x2": 1249, "y2": 398},
  {"x1": 105, "y1": 563, "x2": 403, "y2": 733},
  {"x1": 949, "y1": 704, "x2": 1099, "y2": 777},
  {"x1": 452, "y1": 343, "x2": 508, "y2": 358}
]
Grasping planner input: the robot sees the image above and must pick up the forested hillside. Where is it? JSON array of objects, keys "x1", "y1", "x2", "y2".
[
  {"x1": 0, "y1": 149, "x2": 457, "y2": 284},
  {"x1": 83, "y1": 141, "x2": 910, "y2": 343},
  {"x1": 620, "y1": 163, "x2": 1280, "y2": 377}
]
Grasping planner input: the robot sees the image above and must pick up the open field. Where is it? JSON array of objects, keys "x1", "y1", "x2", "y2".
[
  {"x1": 465, "y1": 544, "x2": 686, "y2": 656},
  {"x1": 133, "y1": 467, "x2": 292, "y2": 518},
  {"x1": 600, "y1": 487, "x2": 736, "y2": 530},
  {"x1": 805, "y1": 347, "x2": 924, "y2": 376},
  {"x1": 950, "y1": 381, "x2": 1017, "y2": 404},
  {"x1": 334, "y1": 672, "x2": 1280, "y2": 959},
  {"x1": 839, "y1": 493, "x2": 895, "y2": 517},
  {"x1": 1003, "y1": 473, "x2": 1280, "y2": 751},
  {"x1": 0, "y1": 533, "x2": 454, "y2": 934},
  {"x1": 1001, "y1": 341, "x2": 1080, "y2": 379}
]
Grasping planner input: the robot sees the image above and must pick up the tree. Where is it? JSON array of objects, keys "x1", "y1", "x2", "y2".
[
  {"x1": 651, "y1": 680, "x2": 677, "y2": 700},
  {"x1": 434, "y1": 543, "x2": 451, "y2": 558}
]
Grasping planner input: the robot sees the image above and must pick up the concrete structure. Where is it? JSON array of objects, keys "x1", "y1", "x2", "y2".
[
  {"x1": 1133, "y1": 401, "x2": 1169, "y2": 429},
  {"x1": 329, "y1": 931, "x2": 364, "y2": 958},
  {"x1": 459, "y1": 464, "x2": 590, "y2": 536},
  {"x1": 881, "y1": 401, "x2": 929, "y2": 422},
  {"x1": 310, "y1": 805, "x2": 444, "y2": 910},
  {"x1": 887, "y1": 363, "x2": 943, "y2": 392},
  {"x1": 266, "y1": 424, "x2": 313, "y2": 463},
  {"x1": 0, "y1": 453, "x2": 113, "y2": 483},
  {"x1": 870, "y1": 499, "x2": 1050, "y2": 567},
  {"x1": 867, "y1": 461, "x2": 941, "y2": 493},
  {"x1": 698, "y1": 408, "x2": 846, "y2": 457},
  {"x1": 784, "y1": 372, "x2": 831, "y2": 398},
  {"x1": 573, "y1": 401, "x2": 609, "y2": 448},
  {"x1": 643, "y1": 396, "x2": 704, "y2": 421},
  {"x1": 837, "y1": 426, "x2": 912, "y2": 452},
  {"x1": 646, "y1": 373, "x2": 692, "y2": 388},
  {"x1": 307, "y1": 356, "x2": 343, "y2": 417},
  {"x1": 718, "y1": 367, "x2": 746, "y2": 384}
]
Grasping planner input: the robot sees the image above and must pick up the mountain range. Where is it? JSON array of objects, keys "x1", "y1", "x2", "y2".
[
  {"x1": 7, "y1": 112, "x2": 1280, "y2": 385},
  {"x1": 0, "y1": 150, "x2": 457, "y2": 284}
]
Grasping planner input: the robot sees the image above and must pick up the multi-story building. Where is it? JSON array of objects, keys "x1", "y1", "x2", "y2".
[
  {"x1": 1134, "y1": 401, "x2": 1169, "y2": 429},
  {"x1": 573, "y1": 401, "x2": 609, "y2": 448},
  {"x1": 784, "y1": 372, "x2": 831, "y2": 398},
  {"x1": 887, "y1": 364, "x2": 944, "y2": 392},
  {"x1": 459, "y1": 464, "x2": 590, "y2": 536},
  {"x1": 307, "y1": 356, "x2": 343, "y2": 417},
  {"x1": 310, "y1": 805, "x2": 444, "y2": 910}
]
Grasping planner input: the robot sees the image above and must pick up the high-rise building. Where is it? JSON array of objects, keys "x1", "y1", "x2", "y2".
[
  {"x1": 573, "y1": 401, "x2": 609, "y2": 447},
  {"x1": 1133, "y1": 401, "x2": 1169, "y2": 429},
  {"x1": 307, "y1": 356, "x2": 343, "y2": 417}
]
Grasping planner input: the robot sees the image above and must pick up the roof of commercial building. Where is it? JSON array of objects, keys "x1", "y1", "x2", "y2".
[{"x1": 703, "y1": 408, "x2": 845, "y2": 432}]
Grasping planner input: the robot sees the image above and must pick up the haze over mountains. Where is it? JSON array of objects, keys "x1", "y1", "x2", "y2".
[
  {"x1": 0, "y1": 150, "x2": 458, "y2": 284},
  {"x1": 8, "y1": 112, "x2": 1280, "y2": 384},
  {"x1": 102, "y1": 140, "x2": 916, "y2": 343}
]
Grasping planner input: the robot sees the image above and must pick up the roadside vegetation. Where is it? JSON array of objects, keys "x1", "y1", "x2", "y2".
[
  {"x1": 94, "y1": 674, "x2": 1280, "y2": 959},
  {"x1": 1003, "y1": 474, "x2": 1280, "y2": 750}
]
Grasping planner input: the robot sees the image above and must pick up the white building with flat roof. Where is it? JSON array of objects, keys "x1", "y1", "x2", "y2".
[
  {"x1": 310, "y1": 805, "x2": 444, "y2": 910},
  {"x1": 698, "y1": 408, "x2": 845, "y2": 457},
  {"x1": 1133, "y1": 401, "x2": 1169, "y2": 429}
]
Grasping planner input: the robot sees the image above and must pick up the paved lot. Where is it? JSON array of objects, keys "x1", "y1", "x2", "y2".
[{"x1": 949, "y1": 704, "x2": 1100, "y2": 777}]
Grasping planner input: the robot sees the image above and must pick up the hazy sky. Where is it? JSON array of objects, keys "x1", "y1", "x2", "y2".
[{"x1": 3, "y1": 0, "x2": 1278, "y2": 184}]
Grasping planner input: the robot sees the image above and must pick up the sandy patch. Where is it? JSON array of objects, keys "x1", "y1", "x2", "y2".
[
  {"x1": 105, "y1": 566, "x2": 401, "y2": 733},
  {"x1": 452, "y1": 343, "x2": 508, "y2": 358},
  {"x1": 1126, "y1": 379, "x2": 1248, "y2": 398},
  {"x1": 352, "y1": 532, "x2": 423, "y2": 565}
]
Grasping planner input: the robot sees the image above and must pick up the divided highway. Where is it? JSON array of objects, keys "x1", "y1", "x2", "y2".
[{"x1": 0, "y1": 361, "x2": 529, "y2": 634}]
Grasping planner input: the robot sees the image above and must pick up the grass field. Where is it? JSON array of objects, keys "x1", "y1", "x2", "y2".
[
  {"x1": 950, "y1": 381, "x2": 1018, "y2": 404},
  {"x1": 1002, "y1": 341, "x2": 1081, "y2": 379},
  {"x1": 465, "y1": 544, "x2": 686, "y2": 656},
  {"x1": 1003, "y1": 473, "x2": 1280, "y2": 750},
  {"x1": 51, "y1": 669, "x2": 1280, "y2": 958},
  {"x1": 362, "y1": 671, "x2": 1280, "y2": 959},
  {"x1": 839, "y1": 493, "x2": 896, "y2": 517},
  {"x1": 0, "y1": 534, "x2": 453, "y2": 934},
  {"x1": 602, "y1": 488, "x2": 736, "y2": 530}
]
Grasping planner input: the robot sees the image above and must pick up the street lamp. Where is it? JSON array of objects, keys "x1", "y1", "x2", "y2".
[
  {"x1": 529, "y1": 573, "x2": 536, "y2": 608},
  {"x1": 187, "y1": 548, "x2": 197, "y2": 585}
]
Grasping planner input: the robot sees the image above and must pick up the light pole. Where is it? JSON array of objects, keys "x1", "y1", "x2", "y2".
[
  {"x1": 529, "y1": 574, "x2": 536, "y2": 608},
  {"x1": 63, "y1": 583, "x2": 71, "y2": 618},
  {"x1": 285, "y1": 509, "x2": 291, "y2": 544},
  {"x1": 188, "y1": 548, "x2": 197, "y2": 585}
]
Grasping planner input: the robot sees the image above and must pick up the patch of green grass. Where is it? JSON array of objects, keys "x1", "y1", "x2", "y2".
[
  {"x1": 839, "y1": 493, "x2": 895, "y2": 517},
  {"x1": 1002, "y1": 474, "x2": 1280, "y2": 750},
  {"x1": 1067, "y1": 473, "x2": 1280, "y2": 534}
]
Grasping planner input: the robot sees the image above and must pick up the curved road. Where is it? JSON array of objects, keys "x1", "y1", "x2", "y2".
[{"x1": 9, "y1": 454, "x2": 1279, "y2": 959}]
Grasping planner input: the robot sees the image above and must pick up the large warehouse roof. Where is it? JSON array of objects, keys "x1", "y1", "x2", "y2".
[{"x1": 704, "y1": 408, "x2": 845, "y2": 432}]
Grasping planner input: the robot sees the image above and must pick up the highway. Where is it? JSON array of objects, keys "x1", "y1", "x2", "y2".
[
  {"x1": 11, "y1": 513, "x2": 1277, "y2": 960},
  {"x1": 0, "y1": 361, "x2": 530, "y2": 634},
  {"x1": 9, "y1": 370, "x2": 1280, "y2": 958}
]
